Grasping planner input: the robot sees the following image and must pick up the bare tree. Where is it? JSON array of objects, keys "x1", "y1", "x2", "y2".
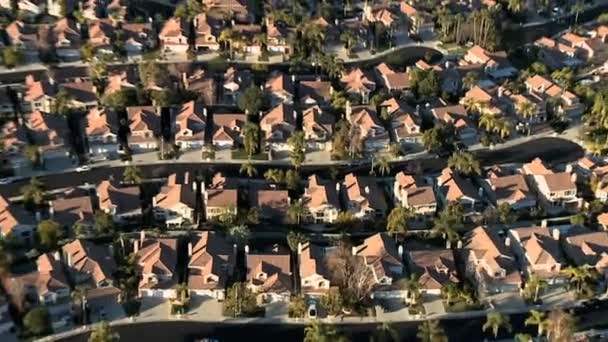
[
  {"x1": 547, "y1": 310, "x2": 575, "y2": 342},
  {"x1": 326, "y1": 241, "x2": 375, "y2": 305}
]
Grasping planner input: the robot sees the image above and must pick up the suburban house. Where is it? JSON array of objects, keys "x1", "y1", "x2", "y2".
[
  {"x1": 50, "y1": 18, "x2": 81, "y2": 59},
  {"x1": 393, "y1": 172, "x2": 437, "y2": 219},
  {"x1": 60, "y1": 80, "x2": 98, "y2": 109},
  {"x1": 26, "y1": 110, "x2": 72, "y2": 164},
  {"x1": 203, "y1": 173, "x2": 238, "y2": 221},
  {"x1": 134, "y1": 232, "x2": 178, "y2": 298},
  {"x1": 298, "y1": 242, "x2": 334, "y2": 295},
  {"x1": 353, "y1": 233, "x2": 405, "y2": 297},
  {"x1": 302, "y1": 105, "x2": 335, "y2": 151},
  {"x1": 265, "y1": 71, "x2": 294, "y2": 106},
  {"x1": 62, "y1": 239, "x2": 117, "y2": 288},
  {"x1": 530, "y1": 171, "x2": 582, "y2": 214},
  {"x1": 298, "y1": 79, "x2": 333, "y2": 108},
  {"x1": 534, "y1": 36, "x2": 583, "y2": 69},
  {"x1": 159, "y1": 17, "x2": 190, "y2": 53},
  {"x1": 5, "y1": 21, "x2": 41, "y2": 55},
  {"x1": 564, "y1": 231, "x2": 608, "y2": 280},
  {"x1": 245, "y1": 244, "x2": 292, "y2": 303},
  {"x1": 508, "y1": 226, "x2": 567, "y2": 286},
  {"x1": 249, "y1": 187, "x2": 290, "y2": 223},
  {"x1": 481, "y1": 174, "x2": 537, "y2": 211},
  {"x1": 463, "y1": 227, "x2": 522, "y2": 295},
  {"x1": 436, "y1": 168, "x2": 482, "y2": 214},
  {"x1": 399, "y1": 2, "x2": 434, "y2": 36},
  {"x1": 302, "y1": 175, "x2": 341, "y2": 224},
  {"x1": 407, "y1": 248, "x2": 459, "y2": 295},
  {"x1": 49, "y1": 195, "x2": 95, "y2": 229},
  {"x1": 266, "y1": 20, "x2": 291, "y2": 54},
  {"x1": 260, "y1": 103, "x2": 296, "y2": 151},
  {"x1": 431, "y1": 105, "x2": 477, "y2": 143},
  {"x1": 88, "y1": 19, "x2": 114, "y2": 54},
  {"x1": 384, "y1": 98, "x2": 421, "y2": 146},
  {"x1": 182, "y1": 69, "x2": 217, "y2": 105},
  {"x1": 153, "y1": 173, "x2": 199, "y2": 227},
  {"x1": 461, "y1": 45, "x2": 518, "y2": 79},
  {"x1": 122, "y1": 22, "x2": 156, "y2": 56},
  {"x1": 126, "y1": 106, "x2": 161, "y2": 152},
  {"x1": 5, "y1": 253, "x2": 71, "y2": 329},
  {"x1": 345, "y1": 104, "x2": 390, "y2": 151},
  {"x1": 0, "y1": 121, "x2": 30, "y2": 171},
  {"x1": 84, "y1": 107, "x2": 119, "y2": 156},
  {"x1": 174, "y1": 101, "x2": 206, "y2": 149},
  {"x1": 212, "y1": 113, "x2": 246, "y2": 148},
  {"x1": 524, "y1": 74, "x2": 584, "y2": 117},
  {"x1": 223, "y1": 67, "x2": 252, "y2": 104},
  {"x1": 343, "y1": 173, "x2": 388, "y2": 220},
  {"x1": 203, "y1": 0, "x2": 250, "y2": 22},
  {"x1": 24, "y1": 75, "x2": 57, "y2": 113},
  {"x1": 374, "y1": 63, "x2": 410, "y2": 93},
  {"x1": 97, "y1": 180, "x2": 141, "y2": 223},
  {"x1": 0, "y1": 195, "x2": 37, "y2": 243},
  {"x1": 104, "y1": 70, "x2": 137, "y2": 96},
  {"x1": 193, "y1": 13, "x2": 220, "y2": 51},
  {"x1": 341, "y1": 68, "x2": 376, "y2": 103},
  {"x1": 187, "y1": 232, "x2": 236, "y2": 300}
]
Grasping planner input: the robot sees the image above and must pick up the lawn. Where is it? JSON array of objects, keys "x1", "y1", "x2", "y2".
[
  {"x1": 231, "y1": 149, "x2": 269, "y2": 160},
  {"x1": 443, "y1": 300, "x2": 484, "y2": 313}
]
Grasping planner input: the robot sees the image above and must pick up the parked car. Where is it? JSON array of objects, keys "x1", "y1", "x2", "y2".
[{"x1": 76, "y1": 165, "x2": 91, "y2": 172}]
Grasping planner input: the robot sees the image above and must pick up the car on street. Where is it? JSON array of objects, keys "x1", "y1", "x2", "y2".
[{"x1": 76, "y1": 165, "x2": 91, "y2": 172}]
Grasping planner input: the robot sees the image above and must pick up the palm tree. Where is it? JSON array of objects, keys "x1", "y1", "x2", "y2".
[
  {"x1": 440, "y1": 281, "x2": 460, "y2": 306},
  {"x1": 122, "y1": 165, "x2": 143, "y2": 184},
  {"x1": 88, "y1": 321, "x2": 119, "y2": 342},
  {"x1": 303, "y1": 321, "x2": 349, "y2": 342},
  {"x1": 219, "y1": 28, "x2": 235, "y2": 58},
  {"x1": 507, "y1": 0, "x2": 524, "y2": 13},
  {"x1": 546, "y1": 309, "x2": 575, "y2": 342},
  {"x1": 404, "y1": 274, "x2": 421, "y2": 306},
  {"x1": 514, "y1": 333, "x2": 533, "y2": 342},
  {"x1": 447, "y1": 151, "x2": 481, "y2": 176},
  {"x1": 253, "y1": 32, "x2": 268, "y2": 53},
  {"x1": 463, "y1": 71, "x2": 479, "y2": 90},
  {"x1": 340, "y1": 30, "x2": 358, "y2": 54},
  {"x1": 264, "y1": 169, "x2": 284, "y2": 184},
  {"x1": 572, "y1": 1, "x2": 584, "y2": 26},
  {"x1": 417, "y1": 320, "x2": 448, "y2": 342},
  {"x1": 525, "y1": 273, "x2": 548, "y2": 302},
  {"x1": 239, "y1": 160, "x2": 257, "y2": 177},
  {"x1": 20, "y1": 177, "x2": 46, "y2": 210},
  {"x1": 374, "y1": 154, "x2": 391, "y2": 176},
  {"x1": 287, "y1": 200, "x2": 307, "y2": 226},
  {"x1": 561, "y1": 265, "x2": 597, "y2": 295},
  {"x1": 386, "y1": 207, "x2": 412, "y2": 238},
  {"x1": 478, "y1": 112, "x2": 498, "y2": 132},
  {"x1": 71, "y1": 286, "x2": 88, "y2": 324},
  {"x1": 494, "y1": 119, "x2": 512, "y2": 140},
  {"x1": 483, "y1": 311, "x2": 512, "y2": 339},
  {"x1": 517, "y1": 100, "x2": 537, "y2": 122},
  {"x1": 525, "y1": 309, "x2": 549, "y2": 337},
  {"x1": 372, "y1": 322, "x2": 399, "y2": 342},
  {"x1": 242, "y1": 122, "x2": 260, "y2": 157}
]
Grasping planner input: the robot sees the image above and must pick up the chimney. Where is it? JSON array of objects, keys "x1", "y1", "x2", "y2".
[
  {"x1": 48, "y1": 201, "x2": 54, "y2": 218},
  {"x1": 446, "y1": 239, "x2": 451, "y2": 249},
  {"x1": 140, "y1": 230, "x2": 145, "y2": 245},
  {"x1": 35, "y1": 211, "x2": 41, "y2": 222},
  {"x1": 505, "y1": 237, "x2": 511, "y2": 247},
  {"x1": 298, "y1": 242, "x2": 303, "y2": 255},
  {"x1": 133, "y1": 240, "x2": 139, "y2": 253},
  {"x1": 152, "y1": 195, "x2": 157, "y2": 207},
  {"x1": 336, "y1": 183, "x2": 341, "y2": 192},
  {"x1": 552, "y1": 229, "x2": 560, "y2": 241},
  {"x1": 245, "y1": 245, "x2": 249, "y2": 254},
  {"x1": 233, "y1": 243, "x2": 238, "y2": 255},
  {"x1": 345, "y1": 100, "x2": 352, "y2": 120},
  {"x1": 184, "y1": 172, "x2": 190, "y2": 186},
  {"x1": 456, "y1": 240, "x2": 463, "y2": 248},
  {"x1": 365, "y1": 186, "x2": 370, "y2": 194},
  {"x1": 293, "y1": 110, "x2": 297, "y2": 121},
  {"x1": 181, "y1": 72, "x2": 188, "y2": 87},
  {"x1": 541, "y1": 219, "x2": 548, "y2": 228},
  {"x1": 498, "y1": 86, "x2": 504, "y2": 98},
  {"x1": 53, "y1": 251, "x2": 60, "y2": 261},
  {"x1": 565, "y1": 164, "x2": 573, "y2": 174},
  {"x1": 188, "y1": 242, "x2": 193, "y2": 256},
  {"x1": 203, "y1": 107, "x2": 208, "y2": 119},
  {"x1": 291, "y1": 74, "x2": 296, "y2": 83},
  {"x1": 398, "y1": 245, "x2": 403, "y2": 258},
  {"x1": 478, "y1": 187, "x2": 484, "y2": 198},
  {"x1": 571, "y1": 172, "x2": 577, "y2": 184},
  {"x1": 351, "y1": 246, "x2": 357, "y2": 255}
]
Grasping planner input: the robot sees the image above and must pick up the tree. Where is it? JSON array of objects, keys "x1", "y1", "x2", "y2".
[
  {"x1": 24, "y1": 145, "x2": 41, "y2": 166},
  {"x1": 404, "y1": 274, "x2": 422, "y2": 306},
  {"x1": 287, "y1": 200, "x2": 307, "y2": 226},
  {"x1": 81, "y1": 42, "x2": 96, "y2": 61},
  {"x1": 561, "y1": 265, "x2": 597, "y2": 295},
  {"x1": 2, "y1": 47, "x2": 24, "y2": 68},
  {"x1": 432, "y1": 204, "x2": 463, "y2": 243},
  {"x1": 219, "y1": 28, "x2": 236, "y2": 58},
  {"x1": 21, "y1": 177, "x2": 46, "y2": 210},
  {"x1": 516, "y1": 100, "x2": 538, "y2": 122},
  {"x1": 223, "y1": 282, "x2": 259, "y2": 317},
  {"x1": 422, "y1": 125, "x2": 456, "y2": 156},
  {"x1": 23, "y1": 307, "x2": 51, "y2": 336},
  {"x1": 238, "y1": 86, "x2": 265, "y2": 115},
  {"x1": 372, "y1": 322, "x2": 400, "y2": 342},
  {"x1": 483, "y1": 311, "x2": 512, "y2": 339},
  {"x1": 264, "y1": 169, "x2": 285, "y2": 184},
  {"x1": 386, "y1": 207, "x2": 412, "y2": 238},
  {"x1": 448, "y1": 151, "x2": 481, "y2": 176},
  {"x1": 572, "y1": 1, "x2": 584, "y2": 26},
  {"x1": 285, "y1": 170, "x2": 301, "y2": 191},
  {"x1": 94, "y1": 211, "x2": 115, "y2": 235},
  {"x1": 242, "y1": 122, "x2": 260, "y2": 157},
  {"x1": 551, "y1": 68, "x2": 575, "y2": 89},
  {"x1": 340, "y1": 30, "x2": 358, "y2": 54},
  {"x1": 122, "y1": 165, "x2": 143, "y2": 184},
  {"x1": 374, "y1": 154, "x2": 391, "y2": 176},
  {"x1": 335, "y1": 211, "x2": 358, "y2": 229},
  {"x1": 286, "y1": 231, "x2": 307, "y2": 252},
  {"x1": 417, "y1": 320, "x2": 448, "y2": 342},
  {"x1": 51, "y1": 89, "x2": 74, "y2": 115},
  {"x1": 304, "y1": 321, "x2": 349, "y2": 342},
  {"x1": 287, "y1": 295, "x2": 306, "y2": 318},
  {"x1": 440, "y1": 281, "x2": 460, "y2": 306},
  {"x1": 239, "y1": 160, "x2": 258, "y2": 177},
  {"x1": 524, "y1": 273, "x2": 548, "y2": 303},
  {"x1": 38, "y1": 220, "x2": 60, "y2": 249},
  {"x1": 287, "y1": 131, "x2": 306, "y2": 169},
  {"x1": 88, "y1": 321, "x2": 119, "y2": 342},
  {"x1": 546, "y1": 309, "x2": 575, "y2": 342},
  {"x1": 102, "y1": 89, "x2": 137, "y2": 109},
  {"x1": 326, "y1": 242, "x2": 375, "y2": 304},
  {"x1": 227, "y1": 225, "x2": 250, "y2": 247},
  {"x1": 497, "y1": 203, "x2": 518, "y2": 224},
  {"x1": 514, "y1": 333, "x2": 533, "y2": 342},
  {"x1": 320, "y1": 288, "x2": 343, "y2": 316},
  {"x1": 138, "y1": 60, "x2": 169, "y2": 89},
  {"x1": 507, "y1": 0, "x2": 524, "y2": 13},
  {"x1": 525, "y1": 309, "x2": 549, "y2": 337},
  {"x1": 463, "y1": 71, "x2": 480, "y2": 90},
  {"x1": 570, "y1": 213, "x2": 586, "y2": 226}
]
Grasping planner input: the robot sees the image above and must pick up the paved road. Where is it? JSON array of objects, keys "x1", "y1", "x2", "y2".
[{"x1": 0, "y1": 137, "x2": 584, "y2": 199}]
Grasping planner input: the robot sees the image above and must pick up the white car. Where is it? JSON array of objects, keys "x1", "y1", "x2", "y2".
[{"x1": 75, "y1": 165, "x2": 91, "y2": 172}]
